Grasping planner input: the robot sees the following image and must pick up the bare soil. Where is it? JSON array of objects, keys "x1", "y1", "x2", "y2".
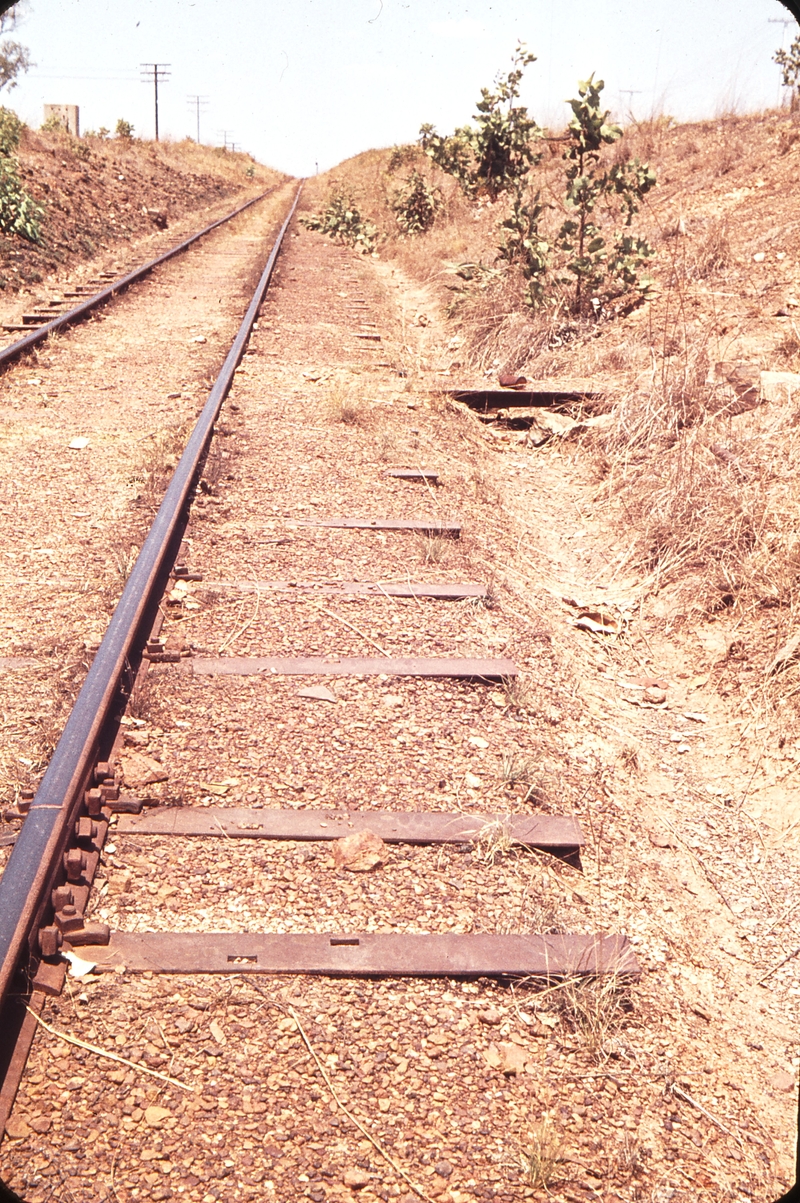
[{"x1": 0, "y1": 126, "x2": 285, "y2": 297}]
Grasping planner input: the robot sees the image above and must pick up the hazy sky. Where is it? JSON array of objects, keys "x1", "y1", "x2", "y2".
[{"x1": 4, "y1": 0, "x2": 797, "y2": 175}]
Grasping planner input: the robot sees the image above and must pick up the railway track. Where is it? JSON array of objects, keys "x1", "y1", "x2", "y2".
[{"x1": 0, "y1": 185, "x2": 642, "y2": 1203}]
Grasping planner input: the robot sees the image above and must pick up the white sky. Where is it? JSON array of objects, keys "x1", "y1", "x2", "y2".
[{"x1": 4, "y1": 0, "x2": 797, "y2": 176}]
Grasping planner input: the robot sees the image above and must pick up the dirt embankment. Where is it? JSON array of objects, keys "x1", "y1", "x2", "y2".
[{"x1": 2, "y1": 127, "x2": 288, "y2": 291}]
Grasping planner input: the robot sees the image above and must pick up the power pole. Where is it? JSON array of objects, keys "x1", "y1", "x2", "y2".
[
  {"x1": 218, "y1": 129, "x2": 233, "y2": 150},
  {"x1": 187, "y1": 94, "x2": 209, "y2": 143},
  {"x1": 619, "y1": 89, "x2": 642, "y2": 119},
  {"x1": 140, "y1": 63, "x2": 171, "y2": 141}
]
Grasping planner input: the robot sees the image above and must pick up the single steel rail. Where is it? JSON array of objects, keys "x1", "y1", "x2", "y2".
[
  {"x1": 0, "y1": 183, "x2": 303, "y2": 1010},
  {"x1": 0, "y1": 185, "x2": 281, "y2": 371}
]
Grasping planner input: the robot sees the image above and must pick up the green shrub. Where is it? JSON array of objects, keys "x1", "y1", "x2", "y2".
[
  {"x1": 40, "y1": 112, "x2": 65, "y2": 134},
  {"x1": 387, "y1": 143, "x2": 420, "y2": 173},
  {"x1": 0, "y1": 155, "x2": 42, "y2": 242},
  {"x1": 0, "y1": 106, "x2": 22, "y2": 155},
  {"x1": 299, "y1": 187, "x2": 378, "y2": 252},
  {"x1": 115, "y1": 118, "x2": 134, "y2": 140},
  {"x1": 497, "y1": 187, "x2": 550, "y2": 306},
  {"x1": 390, "y1": 170, "x2": 441, "y2": 235},
  {"x1": 419, "y1": 43, "x2": 542, "y2": 200}
]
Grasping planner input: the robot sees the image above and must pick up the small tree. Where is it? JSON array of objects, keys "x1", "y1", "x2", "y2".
[
  {"x1": 390, "y1": 169, "x2": 441, "y2": 235},
  {"x1": 556, "y1": 76, "x2": 655, "y2": 314},
  {"x1": 420, "y1": 43, "x2": 542, "y2": 200},
  {"x1": 774, "y1": 35, "x2": 800, "y2": 109},
  {"x1": 115, "y1": 118, "x2": 134, "y2": 140}
]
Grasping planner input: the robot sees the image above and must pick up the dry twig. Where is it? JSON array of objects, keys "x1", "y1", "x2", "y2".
[
  {"x1": 26, "y1": 1007, "x2": 193, "y2": 1091},
  {"x1": 288, "y1": 1006, "x2": 434, "y2": 1202}
]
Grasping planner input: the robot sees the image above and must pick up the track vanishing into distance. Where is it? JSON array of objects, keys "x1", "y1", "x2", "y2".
[{"x1": 0, "y1": 183, "x2": 640, "y2": 1203}]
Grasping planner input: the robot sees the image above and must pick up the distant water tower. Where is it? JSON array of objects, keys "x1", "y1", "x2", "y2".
[{"x1": 43, "y1": 104, "x2": 80, "y2": 136}]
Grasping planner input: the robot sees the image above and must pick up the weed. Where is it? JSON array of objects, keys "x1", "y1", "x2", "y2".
[
  {"x1": 515, "y1": 1120, "x2": 564, "y2": 1190},
  {"x1": 555, "y1": 974, "x2": 632, "y2": 1063},
  {"x1": 0, "y1": 154, "x2": 42, "y2": 242},
  {"x1": 127, "y1": 676, "x2": 154, "y2": 722},
  {"x1": 418, "y1": 532, "x2": 450, "y2": 564},
  {"x1": 618, "y1": 744, "x2": 639, "y2": 773},
  {"x1": 476, "y1": 816, "x2": 514, "y2": 864},
  {"x1": 774, "y1": 33, "x2": 800, "y2": 105},
  {"x1": 0, "y1": 106, "x2": 22, "y2": 155},
  {"x1": 115, "y1": 118, "x2": 134, "y2": 140},
  {"x1": 40, "y1": 113, "x2": 66, "y2": 134},
  {"x1": 421, "y1": 43, "x2": 542, "y2": 201},
  {"x1": 496, "y1": 185, "x2": 550, "y2": 307},
  {"x1": 300, "y1": 186, "x2": 377, "y2": 252},
  {"x1": 390, "y1": 169, "x2": 441, "y2": 236},
  {"x1": 773, "y1": 323, "x2": 800, "y2": 366},
  {"x1": 324, "y1": 380, "x2": 369, "y2": 426},
  {"x1": 376, "y1": 429, "x2": 398, "y2": 461},
  {"x1": 501, "y1": 751, "x2": 536, "y2": 787},
  {"x1": 693, "y1": 217, "x2": 731, "y2": 278},
  {"x1": 387, "y1": 143, "x2": 420, "y2": 173},
  {"x1": 503, "y1": 676, "x2": 536, "y2": 713}
]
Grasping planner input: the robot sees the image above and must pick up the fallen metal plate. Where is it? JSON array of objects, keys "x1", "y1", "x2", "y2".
[
  {"x1": 187, "y1": 656, "x2": 517, "y2": 680},
  {"x1": 117, "y1": 807, "x2": 583, "y2": 849},
  {"x1": 446, "y1": 388, "x2": 599, "y2": 411},
  {"x1": 200, "y1": 580, "x2": 486, "y2": 600},
  {"x1": 292, "y1": 518, "x2": 461, "y2": 537},
  {"x1": 78, "y1": 932, "x2": 639, "y2": 978},
  {"x1": 383, "y1": 470, "x2": 440, "y2": 484}
]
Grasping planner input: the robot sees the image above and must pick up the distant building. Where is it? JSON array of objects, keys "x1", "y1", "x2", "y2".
[{"x1": 43, "y1": 104, "x2": 79, "y2": 136}]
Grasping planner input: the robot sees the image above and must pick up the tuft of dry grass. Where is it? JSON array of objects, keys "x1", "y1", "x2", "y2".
[
  {"x1": 324, "y1": 378, "x2": 370, "y2": 426},
  {"x1": 417, "y1": 531, "x2": 450, "y2": 564},
  {"x1": 555, "y1": 974, "x2": 633, "y2": 1064},
  {"x1": 513, "y1": 1120, "x2": 564, "y2": 1190},
  {"x1": 475, "y1": 816, "x2": 514, "y2": 864}
]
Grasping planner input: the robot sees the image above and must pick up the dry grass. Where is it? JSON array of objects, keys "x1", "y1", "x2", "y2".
[
  {"x1": 555, "y1": 974, "x2": 633, "y2": 1064},
  {"x1": 324, "y1": 378, "x2": 370, "y2": 426},
  {"x1": 513, "y1": 1120, "x2": 564, "y2": 1190},
  {"x1": 417, "y1": 531, "x2": 450, "y2": 565},
  {"x1": 475, "y1": 816, "x2": 514, "y2": 864},
  {"x1": 598, "y1": 328, "x2": 800, "y2": 622}
]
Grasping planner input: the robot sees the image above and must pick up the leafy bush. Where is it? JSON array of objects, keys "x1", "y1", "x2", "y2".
[
  {"x1": 390, "y1": 169, "x2": 441, "y2": 235},
  {"x1": 497, "y1": 187, "x2": 550, "y2": 305},
  {"x1": 774, "y1": 35, "x2": 800, "y2": 103},
  {"x1": 0, "y1": 155, "x2": 42, "y2": 242},
  {"x1": 419, "y1": 43, "x2": 542, "y2": 200},
  {"x1": 115, "y1": 118, "x2": 134, "y2": 140},
  {"x1": 0, "y1": 105, "x2": 22, "y2": 155},
  {"x1": 40, "y1": 112, "x2": 65, "y2": 134},
  {"x1": 555, "y1": 77, "x2": 655, "y2": 313},
  {"x1": 387, "y1": 143, "x2": 420, "y2": 173},
  {"x1": 299, "y1": 187, "x2": 377, "y2": 252}
]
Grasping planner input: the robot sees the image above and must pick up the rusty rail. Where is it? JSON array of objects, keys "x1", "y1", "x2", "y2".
[
  {"x1": 0, "y1": 185, "x2": 281, "y2": 371},
  {"x1": 0, "y1": 183, "x2": 303, "y2": 1011}
]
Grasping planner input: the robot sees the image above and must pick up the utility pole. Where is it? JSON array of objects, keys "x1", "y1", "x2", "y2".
[
  {"x1": 140, "y1": 63, "x2": 171, "y2": 141},
  {"x1": 218, "y1": 129, "x2": 233, "y2": 150},
  {"x1": 187, "y1": 94, "x2": 209, "y2": 143},
  {"x1": 619, "y1": 89, "x2": 642, "y2": 120}
]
